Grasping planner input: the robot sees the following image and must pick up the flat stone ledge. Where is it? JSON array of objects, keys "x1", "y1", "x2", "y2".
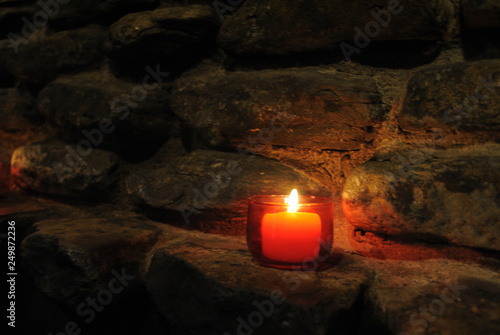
[
  {"x1": 146, "y1": 229, "x2": 374, "y2": 335},
  {"x1": 21, "y1": 215, "x2": 163, "y2": 304}
]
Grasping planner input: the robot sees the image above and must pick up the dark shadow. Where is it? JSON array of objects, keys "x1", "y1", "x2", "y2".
[
  {"x1": 462, "y1": 26, "x2": 500, "y2": 61},
  {"x1": 227, "y1": 40, "x2": 443, "y2": 71},
  {"x1": 350, "y1": 40, "x2": 443, "y2": 69},
  {"x1": 327, "y1": 284, "x2": 392, "y2": 335}
]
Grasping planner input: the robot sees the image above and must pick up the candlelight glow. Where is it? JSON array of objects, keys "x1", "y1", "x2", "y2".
[
  {"x1": 248, "y1": 192, "x2": 333, "y2": 268},
  {"x1": 286, "y1": 189, "x2": 299, "y2": 213}
]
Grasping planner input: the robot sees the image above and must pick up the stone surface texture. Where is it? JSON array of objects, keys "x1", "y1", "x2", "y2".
[
  {"x1": 171, "y1": 64, "x2": 385, "y2": 151},
  {"x1": 126, "y1": 149, "x2": 331, "y2": 235},
  {"x1": 8, "y1": 195, "x2": 498, "y2": 335},
  {"x1": 21, "y1": 214, "x2": 163, "y2": 304},
  {"x1": 11, "y1": 142, "x2": 120, "y2": 199},
  {"x1": 342, "y1": 143, "x2": 500, "y2": 251},
  {"x1": 146, "y1": 231, "x2": 373, "y2": 335},
  {"x1": 218, "y1": 0, "x2": 458, "y2": 55},
  {"x1": 109, "y1": 5, "x2": 219, "y2": 76},
  {"x1": 6, "y1": 25, "x2": 110, "y2": 83},
  {"x1": 110, "y1": 5, "x2": 218, "y2": 53},
  {"x1": 400, "y1": 60, "x2": 500, "y2": 133},
  {"x1": 37, "y1": 70, "x2": 174, "y2": 158},
  {"x1": 366, "y1": 261, "x2": 500, "y2": 335},
  {"x1": 0, "y1": 0, "x2": 499, "y2": 334}
]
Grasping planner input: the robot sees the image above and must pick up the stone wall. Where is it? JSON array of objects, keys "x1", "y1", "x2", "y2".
[
  {"x1": 1, "y1": 1, "x2": 500, "y2": 334},
  {"x1": 2, "y1": 0, "x2": 499, "y2": 244}
]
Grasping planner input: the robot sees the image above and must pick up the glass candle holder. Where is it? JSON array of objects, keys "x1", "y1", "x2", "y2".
[{"x1": 247, "y1": 194, "x2": 333, "y2": 270}]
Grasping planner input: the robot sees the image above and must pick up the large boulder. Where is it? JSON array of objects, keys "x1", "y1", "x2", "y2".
[
  {"x1": 109, "y1": 5, "x2": 218, "y2": 77},
  {"x1": 11, "y1": 141, "x2": 120, "y2": 200},
  {"x1": 399, "y1": 60, "x2": 500, "y2": 135},
  {"x1": 217, "y1": 0, "x2": 457, "y2": 55},
  {"x1": 21, "y1": 215, "x2": 163, "y2": 304},
  {"x1": 127, "y1": 149, "x2": 331, "y2": 235},
  {"x1": 342, "y1": 143, "x2": 500, "y2": 251},
  {"x1": 6, "y1": 24, "x2": 110, "y2": 83},
  {"x1": 37, "y1": 70, "x2": 174, "y2": 159},
  {"x1": 171, "y1": 64, "x2": 385, "y2": 151},
  {"x1": 146, "y1": 229, "x2": 374, "y2": 335},
  {"x1": 367, "y1": 266, "x2": 500, "y2": 335}
]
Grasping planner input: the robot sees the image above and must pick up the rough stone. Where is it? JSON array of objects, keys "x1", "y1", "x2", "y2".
[
  {"x1": 462, "y1": 0, "x2": 500, "y2": 28},
  {"x1": 0, "y1": 87, "x2": 41, "y2": 132},
  {"x1": 399, "y1": 60, "x2": 500, "y2": 133},
  {"x1": 171, "y1": 64, "x2": 385, "y2": 151},
  {"x1": 109, "y1": 5, "x2": 218, "y2": 76},
  {"x1": 0, "y1": 195, "x2": 79, "y2": 244},
  {"x1": 217, "y1": 0, "x2": 457, "y2": 55},
  {"x1": 51, "y1": 0, "x2": 159, "y2": 26},
  {"x1": 348, "y1": 226, "x2": 496, "y2": 263},
  {"x1": 6, "y1": 24, "x2": 110, "y2": 83},
  {"x1": 37, "y1": 70, "x2": 174, "y2": 159},
  {"x1": 126, "y1": 149, "x2": 331, "y2": 235},
  {"x1": 0, "y1": 195, "x2": 73, "y2": 221},
  {"x1": 367, "y1": 263, "x2": 500, "y2": 335},
  {"x1": 146, "y1": 229, "x2": 374, "y2": 335},
  {"x1": 342, "y1": 143, "x2": 500, "y2": 252},
  {"x1": 21, "y1": 215, "x2": 163, "y2": 304},
  {"x1": 0, "y1": 121, "x2": 57, "y2": 192},
  {"x1": 110, "y1": 5, "x2": 218, "y2": 51},
  {"x1": 13, "y1": 201, "x2": 500, "y2": 335},
  {"x1": 11, "y1": 141, "x2": 120, "y2": 199},
  {"x1": 1, "y1": 1, "x2": 159, "y2": 34},
  {"x1": 420, "y1": 276, "x2": 500, "y2": 335}
]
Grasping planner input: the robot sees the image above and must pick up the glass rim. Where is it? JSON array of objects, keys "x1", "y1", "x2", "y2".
[{"x1": 248, "y1": 194, "x2": 332, "y2": 206}]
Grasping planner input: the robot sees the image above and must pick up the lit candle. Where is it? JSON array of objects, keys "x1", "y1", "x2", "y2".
[{"x1": 261, "y1": 189, "x2": 321, "y2": 263}]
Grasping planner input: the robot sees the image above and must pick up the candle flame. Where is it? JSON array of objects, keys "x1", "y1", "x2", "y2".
[{"x1": 286, "y1": 189, "x2": 299, "y2": 213}]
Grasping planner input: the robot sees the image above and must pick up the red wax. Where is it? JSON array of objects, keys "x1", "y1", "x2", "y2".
[{"x1": 261, "y1": 212, "x2": 321, "y2": 263}]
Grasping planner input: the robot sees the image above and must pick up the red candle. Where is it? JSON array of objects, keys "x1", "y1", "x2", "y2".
[
  {"x1": 248, "y1": 191, "x2": 333, "y2": 269},
  {"x1": 261, "y1": 190, "x2": 321, "y2": 262}
]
